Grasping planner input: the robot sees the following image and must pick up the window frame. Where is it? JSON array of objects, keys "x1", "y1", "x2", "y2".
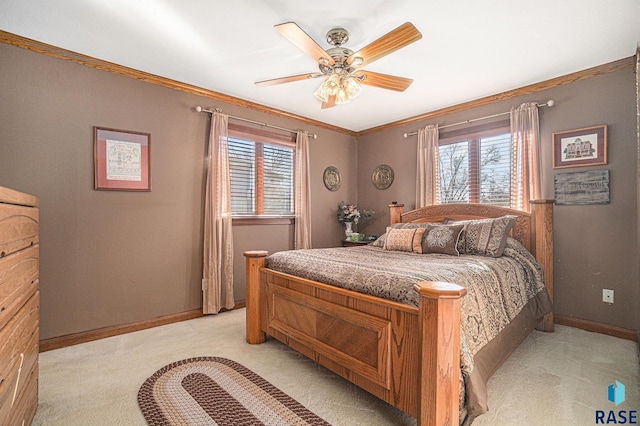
[
  {"x1": 227, "y1": 124, "x2": 296, "y2": 225},
  {"x1": 436, "y1": 119, "x2": 512, "y2": 206}
]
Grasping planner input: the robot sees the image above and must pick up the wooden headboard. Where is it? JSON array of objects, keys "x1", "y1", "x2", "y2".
[
  {"x1": 388, "y1": 200, "x2": 555, "y2": 332},
  {"x1": 389, "y1": 202, "x2": 534, "y2": 252}
]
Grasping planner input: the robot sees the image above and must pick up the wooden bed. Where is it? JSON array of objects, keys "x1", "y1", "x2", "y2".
[{"x1": 244, "y1": 201, "x2": 554, "y2": 425}]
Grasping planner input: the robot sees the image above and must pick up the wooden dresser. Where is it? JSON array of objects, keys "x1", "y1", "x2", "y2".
[{"x1": 0, "y1": 186, "x2": 39, "y2": 425}]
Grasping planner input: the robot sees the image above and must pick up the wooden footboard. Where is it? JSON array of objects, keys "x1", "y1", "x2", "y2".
[
  {"x1": 244, "y1": 200, "x2": 554, "y2": 425},
  {"x1": 244, "y1": 251, "x2": 466, "y2": 425}
]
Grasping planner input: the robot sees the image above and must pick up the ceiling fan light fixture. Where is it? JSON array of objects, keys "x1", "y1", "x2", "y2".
[
  {"x1": 313, "y1": 74, "x2": 340, "y2": 102},
  {"x1": 336, "y1": 77, "x2": 361, "y2": 104},
  {"x1": 314, "y1": 75, "x2": 362, "y2": 104}
]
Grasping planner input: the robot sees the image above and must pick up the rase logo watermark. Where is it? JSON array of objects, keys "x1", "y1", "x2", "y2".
[
  {"x1": 609, "y1": 381, "x2": 626, "y2": 406},
  {"x1": 595, "y1": 380, "x2": 637, "y2": 424}
]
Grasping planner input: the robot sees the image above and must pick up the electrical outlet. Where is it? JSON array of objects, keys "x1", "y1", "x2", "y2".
[{"x1": 602, "y1": 289, "x2": 614, "y2": 304}]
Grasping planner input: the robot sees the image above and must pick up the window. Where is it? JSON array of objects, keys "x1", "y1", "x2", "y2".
[
  {"x1": 436, "y1": 121, "x2": 512, "y2": 207},
  {"x1": 227, "y1": 124, "x2": 295, "y2": 221}
]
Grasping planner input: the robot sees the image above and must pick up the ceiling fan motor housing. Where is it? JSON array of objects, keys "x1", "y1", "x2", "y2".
[{"x1": 326, "y1": 28, "x2": 349, "y2": 46}]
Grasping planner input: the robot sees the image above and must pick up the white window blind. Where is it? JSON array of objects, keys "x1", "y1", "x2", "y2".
[
  {"x1": 228, "y1": 138, "x2": 255, "y2": 215},
  {"x1": 436, "y1": 122, "x2": 512, "y2": 207},
  {"x1": 262, "y1": 144, "x2": 294, "y2": 214},
  {"x1": 227, "y1": 132, "x2": 294, "y2": 217},
  {"x1": 479, "y1": 133, "x2": 512, "y2": 206}
]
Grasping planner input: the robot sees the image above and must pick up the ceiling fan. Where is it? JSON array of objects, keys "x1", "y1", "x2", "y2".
[{"x1": 255, "y1": 22, "x2": 422, "y2": 109}]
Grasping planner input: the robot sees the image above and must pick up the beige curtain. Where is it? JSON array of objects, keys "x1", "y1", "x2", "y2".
[
  {"x1": 415, "y1": 125, "x2": 439, "y2": 208},
  {"x1": 294, "y1": 131, "x2": 312, "y2": 249},
  {"x1": 510, "y1": 102, "x2": 541, "y2": 212},
  {"x1": 202, "y1": 111, "x2": 235, "y2": 314}
]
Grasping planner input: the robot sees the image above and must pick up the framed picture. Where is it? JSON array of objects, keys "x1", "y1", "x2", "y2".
[
  {"x1": 552, "y1": 124, "x2": 607, "y2": 169},
  {"x1": 554, "y1": 169, "x2": 610, "y2": 205},
  {"x1": 94, "y1": 127, "x2": 151, "y2": 191}
]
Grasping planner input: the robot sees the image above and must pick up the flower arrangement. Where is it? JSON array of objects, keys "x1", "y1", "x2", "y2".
[{"x1": 337, "y1": 201, "x2": 374, "y2": 224}]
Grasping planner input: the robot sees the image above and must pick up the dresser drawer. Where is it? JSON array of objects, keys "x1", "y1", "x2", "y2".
[
  {"x1": 0, "y1": 246, "x2": 39, "y2": 331},
  {"x1": 0, "y1": 351, "x2": 22, "y2": 423},
  {"x1": 6, "y1": 359, "x2": 38, "y2": 426},
  {"x1": 0, "y1": 331, "x2": 38, "y2": 426},
  {"x1": 0, "y1": 204, "x2": 39, "y2": 259},
  {"x1": 0, "y1": 292, "x2": 39, "y2": 381}
]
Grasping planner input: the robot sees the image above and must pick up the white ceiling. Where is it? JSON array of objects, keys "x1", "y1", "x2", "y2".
[{"x1": 1, "y1": 0, "x2": 639, "y2": 132}]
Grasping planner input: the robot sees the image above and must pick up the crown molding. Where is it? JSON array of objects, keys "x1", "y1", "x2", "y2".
[
  {"x1": 0, "y1": 30, "x2": 357, "y2": 137},
  {"x1": 359, "y1": 55, "x2": 635, "y2": 136},
  {"x1": 1, "y1": 30, "x2": 632, "y2": 138}
]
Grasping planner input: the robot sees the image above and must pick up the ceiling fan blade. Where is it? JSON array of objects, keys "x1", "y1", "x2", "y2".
[
  {"x1": 275, "y1": 22, "x2": 334, "y2": 65},
  {"x1": 255, "y1": 73, "x2": 320, "y2": 86},
  {"x1": 356, "y1": 71, "x2": 414, "y2": 92},
  {"x1": 349, "y1": 22, "x2": 422, "y2": 68},
  {"x1": 321, "y1": 95, "x2": 337, "y2": 109}
]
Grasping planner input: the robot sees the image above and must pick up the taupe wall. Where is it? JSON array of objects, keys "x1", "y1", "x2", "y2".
[
  {"x1": 1, "y1": 41, "x2": 637, "y2": 340},
  {"x1": 357, "y1": 66, "x2": 639, "y2": 331},
  {"x1": 0, "y1": 43, "x2": 356, "y2": 340}
]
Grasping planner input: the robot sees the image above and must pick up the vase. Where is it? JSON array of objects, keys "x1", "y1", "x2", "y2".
[{"x1": 344, "y1": 222, "x2": 353, "y2": 238}]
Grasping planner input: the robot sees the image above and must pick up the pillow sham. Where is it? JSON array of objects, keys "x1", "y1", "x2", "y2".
[
  {"x1": 383, "y1": 227, "x2": 426, "y2": 253},
  {"x1": 445, "y1": 215, "x2": 517, "y2": 257},
  {"x1": 371, "y1": 222, "x2": 431, "y2": 247},
  {"x1": 421, "y1": 224, "x2": 465, "y2": 256}
]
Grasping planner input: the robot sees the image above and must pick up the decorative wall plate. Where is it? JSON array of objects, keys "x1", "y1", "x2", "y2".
[
  {"x1": 372, "y1": 164, "x2": 394, "y2": 190},
  {"x1": 323, "y1": 166, "x2": 341, "y2": 191}
]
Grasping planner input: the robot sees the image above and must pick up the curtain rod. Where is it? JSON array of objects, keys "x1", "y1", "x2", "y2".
[
  {"x1": 402, "y1": 100, "x2": 555, "y2": 138},
  {"x1": 195, "y1": 106, "x2": 317, "y2": 139}
]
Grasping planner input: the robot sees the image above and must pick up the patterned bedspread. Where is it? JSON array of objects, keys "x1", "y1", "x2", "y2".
[{"x1": 266, "y1": 237, "x2": 549, "y2": 421}]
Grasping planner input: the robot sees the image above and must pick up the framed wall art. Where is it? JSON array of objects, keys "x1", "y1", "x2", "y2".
[
  {"x1": 323, "y1": 166, "x2": 341, "y2": 191},
  {"x1": 372, "y1": 164, "x2": 394, "y2": 190},
  {"x1": 552, "y1": 124, "x2": 607, "y2": 169},
  {"x1": 554, "y1": 169, "x2": 609, "y2": 205},
  {"x1": 94, "y1": 127, "x2": 151, "y2": 191}
]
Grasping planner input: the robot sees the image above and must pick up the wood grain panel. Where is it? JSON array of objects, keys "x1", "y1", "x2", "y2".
[
  {"x1": 0, "y1": 186, "x2": 38, "y2": 426},
  {"x1": 266, "y1": 282, "x2": 392, "y2": 388},
  {"x1": 0, "y1": 188, "x2": 37, "y2": 208},
  {"x1": 0, "y1": 205, "x2": 39, "y2": 258},
  {"x1": 0, "y1": 292, "x2": 38, "y2": 425},
  {"x1": 531, "y1": 200, "x2": 554, "y2": 332},
  {"x1": 416, "y1": 282, "x2": 465, "y2": 426},
  {"x1": 7, "y1": 355, "x2": 38, "y2": 426},
  {"x1": 0, "y1": 353, "x2": 21, "y2": 422},
  {"x1": 0, "y1": 292, "x2": 39, "y2": 372},
  {"x1": 0, "y1": 246, "x2": 39, "y2": 331}
]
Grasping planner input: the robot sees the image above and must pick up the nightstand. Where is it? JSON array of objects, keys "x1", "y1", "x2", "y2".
[{"x1": 342, "y1": 239, "x2": 370, "y2": 247}]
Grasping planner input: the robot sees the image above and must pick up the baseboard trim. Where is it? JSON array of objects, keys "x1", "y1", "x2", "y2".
[
  {"x1": 555, "y1": 315, "x2": 638, "y2": 342},
  {"x1": 39, "y1": 301, "x2": 246, "y2": 352}
]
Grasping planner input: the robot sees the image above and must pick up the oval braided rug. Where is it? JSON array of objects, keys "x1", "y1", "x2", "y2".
[{"x1": 138, "y1": 357, "x2": 331, "y2": 426}]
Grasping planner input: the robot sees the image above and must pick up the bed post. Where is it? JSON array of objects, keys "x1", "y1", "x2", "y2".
[
  {"x1": 389, "y1": 203, "x2": 404, "y2": 224},
  {"x1": 530, "y1": 200, "x2": 554, "y2": 332},
  {"x1": 244, "y1": 250, "x2": 268, "y2": 344},
  {"x1": 414, "y1": 281, "x2": 467, "y2": 426}
]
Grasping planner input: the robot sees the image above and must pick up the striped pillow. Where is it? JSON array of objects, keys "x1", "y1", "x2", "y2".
[{"x1": 383, "y1": 227, "x2": 426, "y2": 253}]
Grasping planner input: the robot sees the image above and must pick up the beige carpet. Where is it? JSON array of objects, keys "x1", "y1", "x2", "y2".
[{"x1": 34, "y1": 308, "x2": 639, "y2": 425}]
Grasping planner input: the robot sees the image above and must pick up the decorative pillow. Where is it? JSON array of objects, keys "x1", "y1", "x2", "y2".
[
  {"x1": 383, "y1": 227, "x2": 426, "y2": 253},
  {"x1": 421, "y1": 224, "x2": 465, "y2": 256},
  {"x1": 371, "y1": 222, "x2": 431, "y2": 247},
  {"x1": 444, "y1": 215, "x2": 517, "y2": 257}
]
